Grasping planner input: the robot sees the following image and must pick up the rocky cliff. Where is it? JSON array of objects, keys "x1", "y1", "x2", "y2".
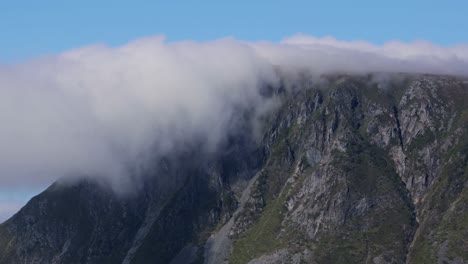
[{"x1": 0, "y1": 73, "x2": 467, "y2": 264}]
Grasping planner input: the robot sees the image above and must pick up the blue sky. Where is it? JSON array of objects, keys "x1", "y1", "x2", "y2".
[{"x1": 1, "y1": 0, "x2": 467, "y2": 63}]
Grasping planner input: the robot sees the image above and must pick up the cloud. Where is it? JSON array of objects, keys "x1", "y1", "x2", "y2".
[
  {"x1": 0, "y1": 36, "x2": 278, "y2": 191},
  {"x1": 281, "y1": 34, "x2": 468, "y2": 61},
  {"x1": 0, "y1": 34, "x2": 468, "y2": 194},
  {"x1": 251, "y1": 34, "x2": 468, "y2": 76}
]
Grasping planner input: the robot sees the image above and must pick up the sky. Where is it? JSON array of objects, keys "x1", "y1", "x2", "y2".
[
  {"x1": 0, "y1": 0, "x2": 468, "y2": 222},
  {"x1": 1, "y1": 0, "x2": 468, "y2": 63}
]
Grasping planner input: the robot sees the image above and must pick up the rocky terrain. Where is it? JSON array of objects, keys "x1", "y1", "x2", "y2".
[{"x1": 0, "y1": 73, "x2": 467, "y2": 263}]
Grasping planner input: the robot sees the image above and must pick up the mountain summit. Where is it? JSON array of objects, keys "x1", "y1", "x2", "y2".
[{"x1": 1, "y1": 73, "x2": 467, "y2": 264}]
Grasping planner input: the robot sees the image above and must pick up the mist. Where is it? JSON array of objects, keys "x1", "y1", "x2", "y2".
[{"x1": 1, "y1": 34, "x2": 468, "y2": 192}]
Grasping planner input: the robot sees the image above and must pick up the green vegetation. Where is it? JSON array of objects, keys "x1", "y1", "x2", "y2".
[
  {"x1": 406, "y1": 130, "x2": 435, "y2": 156},
  {"x1": 409, "y1": 133, "x2": 468, "y2": 263},
  {"x1": 229, "y1": 107, "x2": 312, "y2": 263},
  {"x1": 229, "y1": 184, "x2": 290, "y2": 264},
  {"x1": 313, "y1": 137, "x2": 416, "y2": 263},
  {"x1": 410, "y1": 239, "x2": 437, "y2": 264}
]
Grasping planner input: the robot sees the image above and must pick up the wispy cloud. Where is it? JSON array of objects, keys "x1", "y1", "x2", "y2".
[{"x1": 0, "y1": 34, "x2": 467, "y2": 194}]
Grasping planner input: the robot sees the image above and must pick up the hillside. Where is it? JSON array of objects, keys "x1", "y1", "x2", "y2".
[{"x1": 0, "y1": 73, "x2": 467, "y2": 264}]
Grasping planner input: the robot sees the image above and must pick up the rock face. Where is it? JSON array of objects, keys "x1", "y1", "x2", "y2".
[{"x1": 1, "y1": 73, "x2": 467, "y2": 264}]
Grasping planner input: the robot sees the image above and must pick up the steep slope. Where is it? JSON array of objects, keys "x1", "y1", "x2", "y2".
[
  {"x1": 0, "y1": 137, "x2": 264, "y2": 264},
  {"x1": 1, "y1": 73, "x2": 467, "y2": 264},
  {"x1": 224, "y1": 74, "x2": 468, "y2": 264}
]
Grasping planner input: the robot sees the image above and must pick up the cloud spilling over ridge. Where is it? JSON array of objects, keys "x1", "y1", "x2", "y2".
[
  {"x1": 255, "y1": 34, "x2": 468, "y2": 76},
  {"x1": 1, "y1": 34, "x2": 468, "y2": 190}
]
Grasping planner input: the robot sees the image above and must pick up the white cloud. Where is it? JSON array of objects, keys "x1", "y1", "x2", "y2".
[
  {"x1": 0, "y1": 34, "x2": 468, "y2": 194},
  {"x1": 281, "y1": 34, "x2": 468, "y2": 61}
]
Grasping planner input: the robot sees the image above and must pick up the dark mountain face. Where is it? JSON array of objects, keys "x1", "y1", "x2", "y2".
[{"x1": 1, "y1": 73, "x2": 467, "y2": 264}]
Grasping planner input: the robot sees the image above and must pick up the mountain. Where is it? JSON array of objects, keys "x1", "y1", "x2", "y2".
[{"x1": 0, "y1": 73, "x2": 467, "y2": 264}]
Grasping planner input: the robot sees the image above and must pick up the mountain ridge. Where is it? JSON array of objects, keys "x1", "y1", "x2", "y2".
[{"x1": 1, "y1": 73, "x2": 467, "y2": 264}]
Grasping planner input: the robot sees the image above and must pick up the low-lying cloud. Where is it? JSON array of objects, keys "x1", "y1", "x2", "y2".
[{"x1": 1, "y1": 34, "x2": 468, "y2": 192}]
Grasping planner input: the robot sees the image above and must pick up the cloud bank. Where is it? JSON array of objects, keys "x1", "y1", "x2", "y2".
[{"x1": 1, "y1": 34, "x2": 468, "y2": 192}]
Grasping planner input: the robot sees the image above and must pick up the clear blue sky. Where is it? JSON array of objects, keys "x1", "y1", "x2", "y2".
[{"x1": 1, "y1": 0, "x2": 467, "y2": 63}]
